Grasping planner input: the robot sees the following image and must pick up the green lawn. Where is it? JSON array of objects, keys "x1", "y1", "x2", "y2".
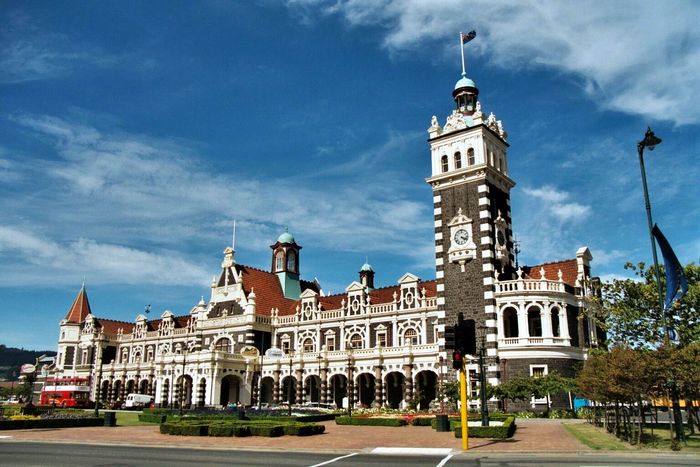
[
  {"x1": 564, "y1": 423, "x2": 700, "y2": 452},
  {"x1": 114, "y1": 411, "x2": 153, "y2": 426}
]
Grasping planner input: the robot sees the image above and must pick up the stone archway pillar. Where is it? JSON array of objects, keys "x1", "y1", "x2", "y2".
[
  {"x1": 403, "y1": 364, "x2": 413, "y2": 406},
  {"x1": 373, "y1": 365, "x2": 383, "y2": 407},
  {"x1": 295, "y1": 369, "x2": 304, "y2": 404},
  {"x1": 273, "y1": 369, "x2": 281, "y2": 404},
  {"x1": 320, "y1": 367, "x2": 328, "y2": 404}
]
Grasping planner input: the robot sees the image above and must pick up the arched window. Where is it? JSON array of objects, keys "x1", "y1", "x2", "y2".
[
  {"x1": 286, "y1": 250, "x2": 296, "y2": 272},
  {"x1": 303, "y1": 338, "x2": 314, "y2": 353},
  {"x1": 403, "y1": 328, "x2": 419, "y2": 346},
  {"x1": 441, "y1": 155, "x2": 449, "y2": 172},
  {"x1": 528, "y1": 306, "x2": 542, "y2": 337},
  {"x1": 350, "y1": 333, "x2": 363, "y2": 350},
  {"x1": 454, "y1": 152, "x2": 462, "y2": 169},
  {"x1": 467, "y1": 148, "x2": 475, "y2": 165},
  {"x1": 551, "y1": 307, "x2": 561, "y2": 337},
  {"x1": 503, "y1": 307, "x2": 519, "y2": 338},
  {"x1": 215, "y1": 338, "x2": 232, "y2": 353},
  {"x1": 275, "y1": 251, "x2": 284, "y2": 271}
]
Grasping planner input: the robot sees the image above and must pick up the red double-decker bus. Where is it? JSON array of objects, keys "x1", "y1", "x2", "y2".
[{"x1": 40, "y1": 377, "x2": 91, "y2": 408}]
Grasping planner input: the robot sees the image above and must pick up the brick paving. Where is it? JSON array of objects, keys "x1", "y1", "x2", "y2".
[{"x1": 2, "y1": 419, "x2": 589, "y2": 453}]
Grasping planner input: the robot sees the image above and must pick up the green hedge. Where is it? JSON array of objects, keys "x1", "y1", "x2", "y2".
[
  {"x1": 249, "y1": 425, "x2": 284, "y2": 437},
  {"x1": 283, "y1": 423, "x2": 326, "y2": 436},
  {"x1": 410, "y1": 417, "x2": 434, "y2": 426},
  {"x1": 335, "y1": 417, "x2": 407, "y2": 427},
  {"x1": 453, "y1": 416, "x2": 517, "y2": 439},
  {"x1": 138, "y1": 413, "x2": 167, "y2": 424},
  {"x1": 208, "y1": 424, "x2": 251, "y2": 437},
  {"x1": 0, "y1": 417, "x2": 104, "y2": 430}
]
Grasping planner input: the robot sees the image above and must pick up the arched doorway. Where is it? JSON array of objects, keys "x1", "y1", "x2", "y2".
[
  {"x1": 280, "y1": 375, "x2": 297, "y2": 405},
  {"x1": 304, "y1": 375, "x2": 321, "y2": 403},
  {"x1": 528, "y1": 306, "x2": 542, "y2": 337},
  {"x1": 260, "y1": 377, "x2": 274, "y2": 405},
  {"x1": 356, "y1": 373, "x2": 375, "y2": 408},
  {"x1": 385, "y1": 372, "x2": 405, "y2": 409},
  {"x1": 125, "y1": 379, "x2": 135, "y2": 395},
  {"x1": 219, "y1": 375, "x2": 242, "y2": 406},
  {"x1": 328, "y1": 374, "x2": 347, "y2": 409},
  {"x1": 139, "y1": 379, "x2": 149, "y2": 394},
  {"x1": 100, "y1": 380, "x2": 110, "y2": 402},
  {"x1": 414, "y1": 370, "x2": 438, "y2": 410}
]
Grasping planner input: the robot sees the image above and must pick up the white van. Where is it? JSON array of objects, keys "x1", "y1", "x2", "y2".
[{"x1": 124, "y1": 393, "x2": 153, "y2": 409}]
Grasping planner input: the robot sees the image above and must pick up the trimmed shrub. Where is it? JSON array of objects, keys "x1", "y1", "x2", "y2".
[
  {"x1": 138, "y1": 413, "x2": 167, "y2": 424},
  {"x1": 283, "y1": 423, "x2": 326, "y2": 436},
  {"x1": 208, "y1": 425, "x2": 233, "y2": 437},
  {"x1": 335, "y1": 417, "x2": 407, "y2": 427},
  {"x1": 453, "y1": 416, "x2": 517, "y2": 439},
  {"x1": 248, "y1": 425, "x2": 284, "y2": 437},
  {"x1": 0, "y1": 417, "x2": 103, "y2": 430},
  {"x1": 410, "y1": 417, "x2": 434, "y2": 426}
]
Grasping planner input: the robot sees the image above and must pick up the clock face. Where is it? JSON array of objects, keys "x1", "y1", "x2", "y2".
[
  {"x1": 454, "y1": 229, "x2": 469, "y2": 245},
  {"x1": 497, "y1": 230, "x2": 505, "y2": 246}
]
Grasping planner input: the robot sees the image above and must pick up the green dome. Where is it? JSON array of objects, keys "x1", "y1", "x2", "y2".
[
  {"x1": 454, "y1": 75, "x2": 476, "y2": 90},
  {"x1": 360, "y1": 262, "x2": 374, "y2": 272},
  {"x1": 277, "y1": 229, "x2": 295, "y2": 244}
]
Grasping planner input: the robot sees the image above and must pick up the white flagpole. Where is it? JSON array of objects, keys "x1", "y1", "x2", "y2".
[
  {"x1": 460, "y1": 33, "x2": 466, "y2": 76},
  {"x1": 232, "y1": 220, "x2": 236, "y2": 250}
]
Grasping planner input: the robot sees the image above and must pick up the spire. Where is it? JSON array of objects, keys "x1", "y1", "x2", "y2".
[{"x1": 64, "y1": 283, "x2": 92, "y2": 323}]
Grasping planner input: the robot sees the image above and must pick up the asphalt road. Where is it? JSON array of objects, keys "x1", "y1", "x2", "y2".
[{"x1": 0, "y1": 441, "x2": 698, "y2": 467}]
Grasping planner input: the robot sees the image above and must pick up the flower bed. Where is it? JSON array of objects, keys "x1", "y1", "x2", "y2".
[{"x1": 335, "y1": 416, "x2": 407, "y2": 427}]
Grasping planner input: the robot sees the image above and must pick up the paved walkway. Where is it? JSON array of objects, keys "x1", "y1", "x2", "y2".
[{"x1": 1, "y1": 419, "x2": 588, "y2": 453}]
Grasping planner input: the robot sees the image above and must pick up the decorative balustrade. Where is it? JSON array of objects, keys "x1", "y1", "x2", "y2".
[
  {"x1": 267, "y1": 343, "x2": 440, "y2": 363},
  {"x1": 499, "y1": 336, "x2": 571, "y2": 347},
  {"x1": 495, "y1": 278, "x2": 567, "y2": 295},
  {"x1": 199, "y1": 314, "x2": 248, "y2": 329}
]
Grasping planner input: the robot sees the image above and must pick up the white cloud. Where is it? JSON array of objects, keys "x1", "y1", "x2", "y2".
[
  {"x1": 0, "y1": 226, "x2": 210, "y2": 286},
  {"x1": 1, "y1": 113, "x2": 433, "y2": 286},
  {"x1": 522, "y1": 185, "x2": 591, "y2": 223},
  {"x1": 286, "y1": 0, "x2": 700, "y2": 125}
]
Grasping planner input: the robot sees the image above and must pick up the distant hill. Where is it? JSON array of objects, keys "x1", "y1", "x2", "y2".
[{"x1": 0, "y1": 345, "x2": 56, "y2": 380}]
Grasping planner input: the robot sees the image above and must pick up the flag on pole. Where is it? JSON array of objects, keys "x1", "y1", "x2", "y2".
[
  {"x1": 461, "y1": 30, "x2": 476, "y2": 44},
  {"x1": 652, "y1": 224, "x2": 688, "y2": 310}
]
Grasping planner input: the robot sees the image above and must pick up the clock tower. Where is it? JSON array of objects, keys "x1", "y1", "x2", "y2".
[{"x1": 426, "y1": 69, "x2": 515, "y2": 373}]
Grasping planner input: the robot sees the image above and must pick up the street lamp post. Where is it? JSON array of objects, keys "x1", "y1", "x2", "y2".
[
  {"x1": 478, "y1": 326, "x2": 489, "y2": 427},
  {"x1": 179, "y1": 346, "x2": 187, "y2": 416},
  {"x1": 93, "y1": 338, "x2": 103, "y2": 417},
  {"x1": 346, "y1": 345, "x2": 354, "y2": 417},
  {"x1": 636, "y1": 127, "x2": 684, "y2": 443},
  {"x1": 287, "y1": 351, "x2": 294, "y2": 417}
]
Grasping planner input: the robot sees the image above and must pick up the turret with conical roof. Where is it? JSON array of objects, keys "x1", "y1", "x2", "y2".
[
  {"x1": 453, "y1": 72, "x2": 479, "y2": 115},
  {"x1": 64, "y1": 283, "x2": 92, "y2": 323}
]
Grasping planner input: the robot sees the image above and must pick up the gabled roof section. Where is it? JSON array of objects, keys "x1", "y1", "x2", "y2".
[
  {"x1": 522, "y1": 259, "x2": 578, "y2": 286},
  {"x1": 235, "y1": 264, "x2": 298, "y2": 316},
  {"x1": 64, "y1": 285, "x2": 92, "y2": 323}
]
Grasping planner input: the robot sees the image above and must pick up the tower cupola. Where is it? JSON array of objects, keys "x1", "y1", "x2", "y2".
[
  {"x1": 453, "y1": 73, "x2": 479, "y2": 115},
  {"x1": 270, "y1": 228, "x2": 302, "y2": 298},
  {"x1": 359, "y1": 261, "x2": 375, "y2": 290}
]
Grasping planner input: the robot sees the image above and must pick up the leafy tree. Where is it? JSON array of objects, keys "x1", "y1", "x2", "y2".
[
  {"x1": 599, "y1": 262, "x2": 699, "y2": 348},
  {"x1": 492, "y1": 375, "x2": 534, "y2": 402}
]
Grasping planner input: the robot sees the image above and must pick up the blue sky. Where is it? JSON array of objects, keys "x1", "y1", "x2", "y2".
[{"x1": 1, "y1": 0, "x2": 698, "y2": 351}]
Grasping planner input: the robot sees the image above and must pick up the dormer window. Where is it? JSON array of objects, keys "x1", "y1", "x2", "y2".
[
  {"x1": 454, "y1": 152, "x2": 462, "y2": 169},
  {"x1": 441, "y1": 155, "x2": 449, "y2": 172}
]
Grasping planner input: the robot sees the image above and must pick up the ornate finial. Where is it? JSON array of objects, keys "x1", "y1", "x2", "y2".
[
  {"x1": 457, "y1": 207, "x2": 463, "y2": 216},
  {"x1": 539, "y1": 267, "x2": 546, "y2": 279},
  {"x1": 557, "y1": 269, "x2": 563, "y2": 281},
  {"x1": 516, "y1": 267, "x2": 523, "y2": 279},
  {"x1": 144, "y1": 304, "x2": 151, "y2": 315}
]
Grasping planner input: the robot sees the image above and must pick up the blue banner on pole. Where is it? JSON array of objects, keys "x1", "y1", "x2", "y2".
[{"x1": 652, "y1": 224, "x2": 688, "y2": 310}]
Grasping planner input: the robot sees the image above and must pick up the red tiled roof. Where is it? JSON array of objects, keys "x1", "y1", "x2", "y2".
[
  {"x1": 317, "y1": 280, "x2": 437, "y2": 311},
  {"x1": 523, "y1": 259, "x2": 579, "y2": 286},
  {"x1": 64, "y1": 286, "x2": 92, "y2": 323},
  {"x1": 236, "y1": 264, "x2": 298, "y2": 316},
  {"x1": 94, "y1": 318, "x2": 134, "y2": 335}
]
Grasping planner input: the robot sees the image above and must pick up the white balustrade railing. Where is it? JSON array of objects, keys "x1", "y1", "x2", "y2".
[
  {"x1": 495, "y1": 278, "x2": 567, "y2": 295},
  {"x1": 499, "y1": 336, "x2": 571, "y2": 347}
]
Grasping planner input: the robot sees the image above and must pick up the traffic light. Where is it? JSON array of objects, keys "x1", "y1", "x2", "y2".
[
  {"x1": 452, "y1": 350, "x2": 463, "y2": 370},
  {"x1": 455, "y1": 313, "x2": 477, "y2": 355},
  {"x1": 444, "y1": 325, "x2": 455, "y2": 349}
]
